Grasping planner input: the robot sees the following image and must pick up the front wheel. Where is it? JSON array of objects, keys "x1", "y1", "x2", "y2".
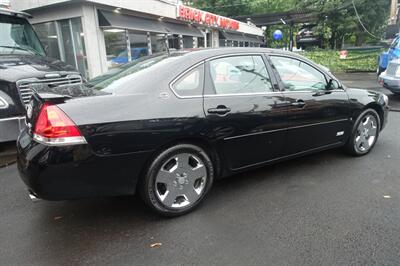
[
  {"x1": 140, "y1": 144, "x2": 214, "y2": 216},
  {"x1": 345, "y1": 109, "x2": 380, "y2": 156}
]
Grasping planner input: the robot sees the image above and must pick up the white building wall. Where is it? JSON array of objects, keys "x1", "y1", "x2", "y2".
[
  {"x1": 11, "y1": 0, "x2": 264, "y2": 36},
  {"x1": 81, "y1": 3, "x2": 108, "y2": 78}
]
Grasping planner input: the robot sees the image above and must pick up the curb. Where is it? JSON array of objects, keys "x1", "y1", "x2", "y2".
[{"x1": 0, "y1": 156, "x2": 17, "y2": 168}]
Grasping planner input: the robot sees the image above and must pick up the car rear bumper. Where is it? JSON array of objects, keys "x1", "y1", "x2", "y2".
[
  {"x1": 17, "y1": 129, "x2": 152, "y2": 200},
  {"x1": 0, "y1": 116, "x2": 25, "y2": 142},
  {"x1": 379, "y1": 74, "x2": 400, "y2": 93}
]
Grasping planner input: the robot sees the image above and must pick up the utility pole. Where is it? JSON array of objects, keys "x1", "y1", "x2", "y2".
[{"x1": 389, "y1": 0, "x2": 398, "y2": 25}]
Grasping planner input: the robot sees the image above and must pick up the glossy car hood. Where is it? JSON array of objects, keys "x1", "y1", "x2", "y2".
[{"x1": 0, "y1": 55, "x2": 76, "y2": 83}]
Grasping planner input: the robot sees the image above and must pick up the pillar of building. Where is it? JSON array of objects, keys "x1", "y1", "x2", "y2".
[{"x1": 81, "y1": 3, "x2": 108, "y2": 78}]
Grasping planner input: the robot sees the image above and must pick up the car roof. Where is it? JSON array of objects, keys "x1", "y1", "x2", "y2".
[{"x1": 167, "y1": 47, "x2": 310, "y2": 69}]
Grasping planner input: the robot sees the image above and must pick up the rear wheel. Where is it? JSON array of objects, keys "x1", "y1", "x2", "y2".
[
  {"x1": 345, "y1": 109, "x2": 380, "y2": 156},
  {"x1": 140, "y1": 144, "x2": 214, "y2": 216}
]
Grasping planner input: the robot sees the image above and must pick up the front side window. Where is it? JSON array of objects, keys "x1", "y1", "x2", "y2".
[
  {"x1": 208, "y1": 55, "x2": 273, "y2": 95},
  {"x1": 172, "y1": 64, "x2": 204, "y2": 97},
  {"x1": 270, "y1": 56, "x2": 327, "y2": 91}
]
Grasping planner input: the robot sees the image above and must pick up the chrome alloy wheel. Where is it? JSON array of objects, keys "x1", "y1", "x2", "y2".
[
  {"x1": 354, "y1": 114, "x2": 378, "y2": 153},
  {"x1": 155, "y1": 153, "x2": 207, "y2": 209}
]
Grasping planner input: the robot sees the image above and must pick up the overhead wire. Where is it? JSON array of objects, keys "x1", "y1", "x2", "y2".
[{"x1": 352, "y1": 0, "x2": 382, "y2": 39}]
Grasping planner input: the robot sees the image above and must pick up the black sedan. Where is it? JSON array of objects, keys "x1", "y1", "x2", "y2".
[{"x1": 17, "y1": 48, "x2": 389, "y2": 216}]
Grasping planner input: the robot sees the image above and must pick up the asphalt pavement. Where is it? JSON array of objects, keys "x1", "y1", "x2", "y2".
[
  {"x1": 1, "y1": 72, "x2": 400, "y2": 265},
  {"x1": 1, "y1": 112, "x2": 400, "y2": 265}
]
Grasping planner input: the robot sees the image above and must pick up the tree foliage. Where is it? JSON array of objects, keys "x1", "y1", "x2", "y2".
[{"x1": 185, "y1": 0, "x2": 391, "y2": 47}]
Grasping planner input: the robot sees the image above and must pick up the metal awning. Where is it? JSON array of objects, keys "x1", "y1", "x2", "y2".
[
  {"x1": 98, "y1": 10, "x2": 168, "y2": 33},
  {"x1": 98, "y1": 10, "x2": 204, "y2": 37},
  {"x1": 220, "y1": 31, "x2": 247, "y2": 42},
  {"x1": 162, "y1": 22, "x2": 204, "y2": 37},
  {"x1": 244, "y1": 34, "x2": 264, "y2": 44}
]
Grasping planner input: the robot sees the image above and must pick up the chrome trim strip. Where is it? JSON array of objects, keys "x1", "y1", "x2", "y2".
[
  {"x1": 169, "y1": 61, "x2": 205, "y2": 99},
  {"x1": 281, "y1": 89, "x2": 346, "y2": 93},
  {"x1": 0, "y1": 96, "x2": 9, "y2": 109},
  {"x1": 0, "y1": 116, "x2": 25, "y2": 122},
  {"x1": 204, "y1": 52, "x2": 265, "y2": 62},
  {"x1": 204, "y1": 91, "x2": 283, "y2": 98},
  {"x1": 224, "y1": 118, "x2": 350, "y2": 141},
  {"x1": 33, "y1": 134, "x2": 87, "y2": 146}
]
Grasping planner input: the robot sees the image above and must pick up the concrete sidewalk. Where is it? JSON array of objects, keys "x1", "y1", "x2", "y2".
[{"x1": 335, "y1": 72, "x2": 400, "y2": 111}]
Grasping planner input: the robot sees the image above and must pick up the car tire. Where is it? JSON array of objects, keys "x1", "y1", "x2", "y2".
[
  {"x1": 139, "y1": 144, "x2": 214, "y2": 216},
  {"x1": 345, "y1": 109, "x2": 381, "y2": 156}
]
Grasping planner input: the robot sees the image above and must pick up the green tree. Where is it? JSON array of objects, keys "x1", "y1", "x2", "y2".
[
  {"x1": 186, "y1": 0, "x2": 297, "y2": 17},
  {"x1": 186, "y1": 0, "x2": 391, "y2": 48},
  {"x1": 297, "y1": 0, "x2": 390, "y2": 48}
]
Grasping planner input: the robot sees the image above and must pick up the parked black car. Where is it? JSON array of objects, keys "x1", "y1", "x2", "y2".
[
  {"x1": 0, "y1": 8, "x2": 82, "y2": 143},
  {"x1": 296, "y1": 25, "x2": 323, "y2": 50},
  {"x1": 17, "y1": 48, "x2": 389, "y2": 216}
]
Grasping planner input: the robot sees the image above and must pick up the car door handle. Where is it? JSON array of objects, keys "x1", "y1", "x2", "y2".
[
  {"x1": 207, "y1": 106, "x2": 231, "y2": 115},
  {"x1": 291, "y1": 100, "x2": 306, "y2": 108}
]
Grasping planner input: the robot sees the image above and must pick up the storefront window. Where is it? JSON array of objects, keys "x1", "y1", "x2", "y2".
[
  {"x1": 33, "y1": 21, "x2": 60, "y2": 59},
  {"x1": 206, "y1": 32, "x2": 212, "y2": 48},
  {"x1": 183, "y1": 36, "x2": 194, "y2": 49},
  {"x1": 151, "y1": 33, "x2": 166, "y2": 54},
  {"x1": 70, "y1": 17, "x2": 88, "y2": 77},
  {"x1": 104, "y1": 29, "x2": 127, "y2": 69},
  {"x1": 227, "y1": 40, "x2": 233, "y2": 47},
  {"x1": 168, "y1": 34, "x2": 180, "y2": 50},
  {"x1": 198, "y1": 37, "x2": 205, "y2": 48},
  {"x1": 33, "y1": 18, "x2": 89, "y2": 77},
  {"x1": 128, "y1": 31, "x2": 149, "y2": 60},
  {"x1": 218, "y1": 32, "x2": 226, "y2": 47},
  {"x1": 233, "y1": 41, "x2": 238, "y2": 47}
]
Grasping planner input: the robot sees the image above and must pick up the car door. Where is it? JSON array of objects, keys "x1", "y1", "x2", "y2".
[
  {"x1": 269, "y1": 55, "x2": 351, "y2": 155},
  {"x1": 203, "y1": 54, "x2": 287, "y2": 170}
]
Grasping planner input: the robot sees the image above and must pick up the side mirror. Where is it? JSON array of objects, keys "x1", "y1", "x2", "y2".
[{"x1": 326, "y1": 79, "x2": 341, "y2": 90}]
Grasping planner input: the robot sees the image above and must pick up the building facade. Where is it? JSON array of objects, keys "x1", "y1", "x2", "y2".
[{"x1": 11, "y1": 0, "x2": 265, "y2": 79}]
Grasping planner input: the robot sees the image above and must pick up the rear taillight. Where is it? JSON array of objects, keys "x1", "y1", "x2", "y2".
[{"x1": 33, "y1": 102, "x2": 87, "y2": 146}]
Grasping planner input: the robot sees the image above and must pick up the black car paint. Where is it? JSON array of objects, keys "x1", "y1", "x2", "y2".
[{"x1": 17, "y1": 48, "x2": 389, "y2": 201}]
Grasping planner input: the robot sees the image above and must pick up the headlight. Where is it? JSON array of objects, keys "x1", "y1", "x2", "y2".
[{"x1": 0, "y1": 96, "x2": 9, "y2": 109}]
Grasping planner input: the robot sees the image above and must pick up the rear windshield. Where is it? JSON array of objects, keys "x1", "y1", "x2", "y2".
[{"x1": 86, "y1": 53, "x2": 186, "y2": 93}]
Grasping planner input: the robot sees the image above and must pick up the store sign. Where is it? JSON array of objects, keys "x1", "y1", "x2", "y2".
[{"x1": 177, "y1": 5, "x2": 240, "y2": 31}]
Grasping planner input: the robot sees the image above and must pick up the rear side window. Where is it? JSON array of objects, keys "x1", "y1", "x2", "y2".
[
  {"x1": 172, "y1": 64, "x2": 204, "y2": 97},
  {"x1": 208, "y1": 55, "x2": 273, "y2": 95}
]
